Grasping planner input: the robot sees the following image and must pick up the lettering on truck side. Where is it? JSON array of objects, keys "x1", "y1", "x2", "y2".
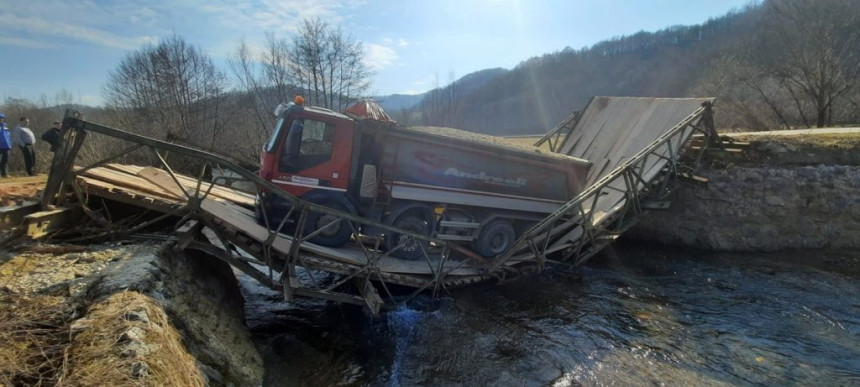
[{"x1": 443, "y1": 168, "x2": 527, "y2": 188}]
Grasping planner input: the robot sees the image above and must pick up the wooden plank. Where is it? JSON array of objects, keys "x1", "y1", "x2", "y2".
[
  {"x1": 136, "y1": 166, "x2": 254, "y2": 207},
  {"x1": 76, "y1": 176, "x2": 184, "y2": 212},
  {"x1": 0, "y1": 200, "x2": 40, "y2": 229},
  {"x1": 79, "y1": 166, "x2": 181, "y2": 200},
  {"x1": 356, "y1": 278, "x2": 384, "y2": 315},
  {"x1": 135, "y1": 167, "x2": 190, "y2": 200},
  {"x1": 678, "y1": 173, "x2": 709, "y2": 183},
  {"x1": 689, "y1": 146, "x2": 744, "y2": 153},
  {"x1": 107, "y1": 163, "x2": 254, "y2": 206},
  {"x1": 24, "y1": 206, "x2": 83, "y2": 239},
  {"x1": 171, "y1": 173, "x2": 255, "y2": 206},
  {"x1": 105, "y1": 163, "x2": 145, "y2": 175}
]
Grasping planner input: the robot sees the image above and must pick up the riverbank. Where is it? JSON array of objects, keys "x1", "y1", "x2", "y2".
[
  {"x1": 0, "y1": 242, "x2": 262, "y2": 386},
  {"x1": 627, "y1": 131, "x2": 860, "y2": 253}
]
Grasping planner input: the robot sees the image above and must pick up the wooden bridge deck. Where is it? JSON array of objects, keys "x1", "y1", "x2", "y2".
[{"x1": 74, "y1": 164, "x2": 489, "y2": 288}]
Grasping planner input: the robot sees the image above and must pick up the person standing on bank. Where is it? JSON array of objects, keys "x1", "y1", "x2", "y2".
[
  {"x1": 42, "y1": 121, "x2": 63, "y2": 153},
  {"x1": 11, "y1": 117, "x2": 36, "y2": 176},
  {"x1": 0, "y1": 113, "x2": 11, "y2": 177}
]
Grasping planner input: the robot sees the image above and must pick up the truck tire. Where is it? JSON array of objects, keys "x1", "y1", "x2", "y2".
[
  {"x1": 386, "y1": 215, "x2": 430, "y2": 261},
  {"x1": 304, "y1": 202, "x2": 353, "y2": 247},
  {"x1": 474, "y1": 219, "x2": 516, "y2": 258}
]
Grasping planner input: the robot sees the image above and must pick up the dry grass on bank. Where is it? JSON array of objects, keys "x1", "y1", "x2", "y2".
[
  {"x1": 64, "y1": 291, "x2": 205, "y2": 386},
  {"x1": 0, "y1": 293, "x2": 72, "y2": 386},
  {"x1": 0, "y1": 289, "x2": 205, "y2": 386}
]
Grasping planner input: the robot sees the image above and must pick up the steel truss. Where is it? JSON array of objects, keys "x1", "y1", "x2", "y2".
[{"x1": 44, "y1": 102, "x2": 716, "y2": 314}]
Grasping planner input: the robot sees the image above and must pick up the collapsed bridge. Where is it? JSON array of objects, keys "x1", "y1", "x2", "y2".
[{"x1": 17, "y1": 97, "x2": 718, "y2": 314}]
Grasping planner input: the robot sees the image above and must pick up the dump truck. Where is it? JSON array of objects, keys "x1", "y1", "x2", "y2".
[{"x1": 256, "y1": 98, "x2": 591, "y2": 259}]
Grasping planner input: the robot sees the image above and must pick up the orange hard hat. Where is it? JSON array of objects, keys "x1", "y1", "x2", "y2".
[{"x1": 294, "y1": 95, "x2": 305, "y2": 105}]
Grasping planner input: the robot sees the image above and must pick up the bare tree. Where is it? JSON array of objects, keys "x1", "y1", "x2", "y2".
[
  {"x1": 289, "y1": 18, "x2": 371, "y2": 110},
  {"x1": 229, "y1": 38, "x2": 281, "y2": 151},
  {"x1": 261, "y1": 32, "x2": 295, "y2": 104},
  {"x1": 228, "y1": 20, "x2": 371, "y2": 160},
  {"x1": 695, "y1": 0, "x2": 860, "y2": 130},
  {"x1": 755, "y1": 0, "x2": 860, "y2": 127},
  {"x1": 105, "y1": 34, "x2": 226, "y2": 146},
  {"x1": 420, "y1": 71, "x2": 463, "y2": 128}
]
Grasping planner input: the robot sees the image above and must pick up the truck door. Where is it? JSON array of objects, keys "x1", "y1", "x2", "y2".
[{"x1": 273, "y1": 115, "x2": 353, "y2": 197}]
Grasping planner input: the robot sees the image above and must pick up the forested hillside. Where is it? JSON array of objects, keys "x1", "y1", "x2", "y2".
[{"x1": 406, "y1": 0, "x2": 859, "y2": 135}]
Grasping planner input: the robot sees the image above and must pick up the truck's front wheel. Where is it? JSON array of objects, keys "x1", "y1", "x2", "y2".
[
  {"x1": 386, "y1": 215, "x2": 430, "y2": 261},
  {"x1": 304, "y1": 202, "x2": 353, "y2": 247}
]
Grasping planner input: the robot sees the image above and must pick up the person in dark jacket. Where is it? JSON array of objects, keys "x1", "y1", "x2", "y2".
[
  {"x1": 42, "y1": 121, "x2": 63, "y2": 152},
  {"x1": 0, "y1": 113, "x2": 10, "y2": 177}
]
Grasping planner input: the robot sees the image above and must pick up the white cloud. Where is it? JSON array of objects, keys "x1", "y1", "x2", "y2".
[
  {"x1": 0, "y1": 0, "x2": 356, "y2": 53},
  {"x1": 0, "y1": 0, "x2": 370, "y2": 55},
  {"x1": 0, "y1": 11, "x2": 156, "y2": 50},
  {"x1": 363, "y1": 36, "x2": 411, "y2": 71},
  {"x1": 364, "y1": 43, "x2": 398, "y2": 70},
  {"x1": 197, "y1": 0, "x2": 356, "y2": 34},
  {"x1": 0, "y1": 36, "x2": 55, "y2": 49},
  {"x1": 381, "y1": 37, "x2": 409, "y2": 48}
]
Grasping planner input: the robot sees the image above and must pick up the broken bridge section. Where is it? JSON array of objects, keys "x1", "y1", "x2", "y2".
[
  {"x1": 491, "y1": 97, "x2": 718, "y2": 271},
  {"x1": 24, "y1": 97, "x2": 718, "y2": 314}
]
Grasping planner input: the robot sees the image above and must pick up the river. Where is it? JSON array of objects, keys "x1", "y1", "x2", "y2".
[{"x1": 238, "y1": 242, "x2": 860, "y2": 386}]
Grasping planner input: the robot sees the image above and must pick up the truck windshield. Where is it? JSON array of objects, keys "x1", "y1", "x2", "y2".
[{"x1": 264, "y1": 117, "x2": 285, "y2": 153}]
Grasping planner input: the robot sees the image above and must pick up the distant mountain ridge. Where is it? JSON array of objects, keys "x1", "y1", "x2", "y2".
[
  {"x1": 375, "y1": 93, "x2": 425, "y2": 111},
  {"x1": 377, "y1": 4, "x2": 762, "y2": 135},
  {"x1": 375, "y1": 68, "x2": 509, "y2": 113}
]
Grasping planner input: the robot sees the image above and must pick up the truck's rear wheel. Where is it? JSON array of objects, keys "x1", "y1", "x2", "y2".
[
  {"x1": 386, "y1": 215, "x2": 430, "y2": 261},
  {"x1": 474, "y1": 219, "x2": 516, "y2": 258},
  {"x1": 304, "y1": 202, "x2": 353, "y2": 247}
]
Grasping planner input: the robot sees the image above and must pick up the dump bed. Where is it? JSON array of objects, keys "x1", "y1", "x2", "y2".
[{"x1": 359, "y1": 122, "x2": 591, "y2": 212}]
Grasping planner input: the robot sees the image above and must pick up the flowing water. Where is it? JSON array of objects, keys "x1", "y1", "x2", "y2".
[{"x1": 239, "y1": 243, "x2": 860, "y2": 386}]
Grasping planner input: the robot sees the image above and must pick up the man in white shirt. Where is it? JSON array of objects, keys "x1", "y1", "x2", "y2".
[{"x1": 11, "y1": 117, "x2": 36, "y2": 176}]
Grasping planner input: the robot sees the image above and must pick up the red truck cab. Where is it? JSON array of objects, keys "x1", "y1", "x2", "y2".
[
  {"x1": 260, "y1": 104, "x2": 354, "y2": 197},
  {"x1": 257, "y1": 100, "x2": 364, "y2": 248}
]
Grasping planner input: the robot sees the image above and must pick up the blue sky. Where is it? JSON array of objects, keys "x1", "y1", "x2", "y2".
[{"x1": 0, "y1": 0, "x2": 751, "y2": 106}]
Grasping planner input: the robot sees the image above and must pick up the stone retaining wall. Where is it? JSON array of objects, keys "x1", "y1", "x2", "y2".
[{"x1": 627, "y1": 152, "x2": 860, "y2": 251}]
